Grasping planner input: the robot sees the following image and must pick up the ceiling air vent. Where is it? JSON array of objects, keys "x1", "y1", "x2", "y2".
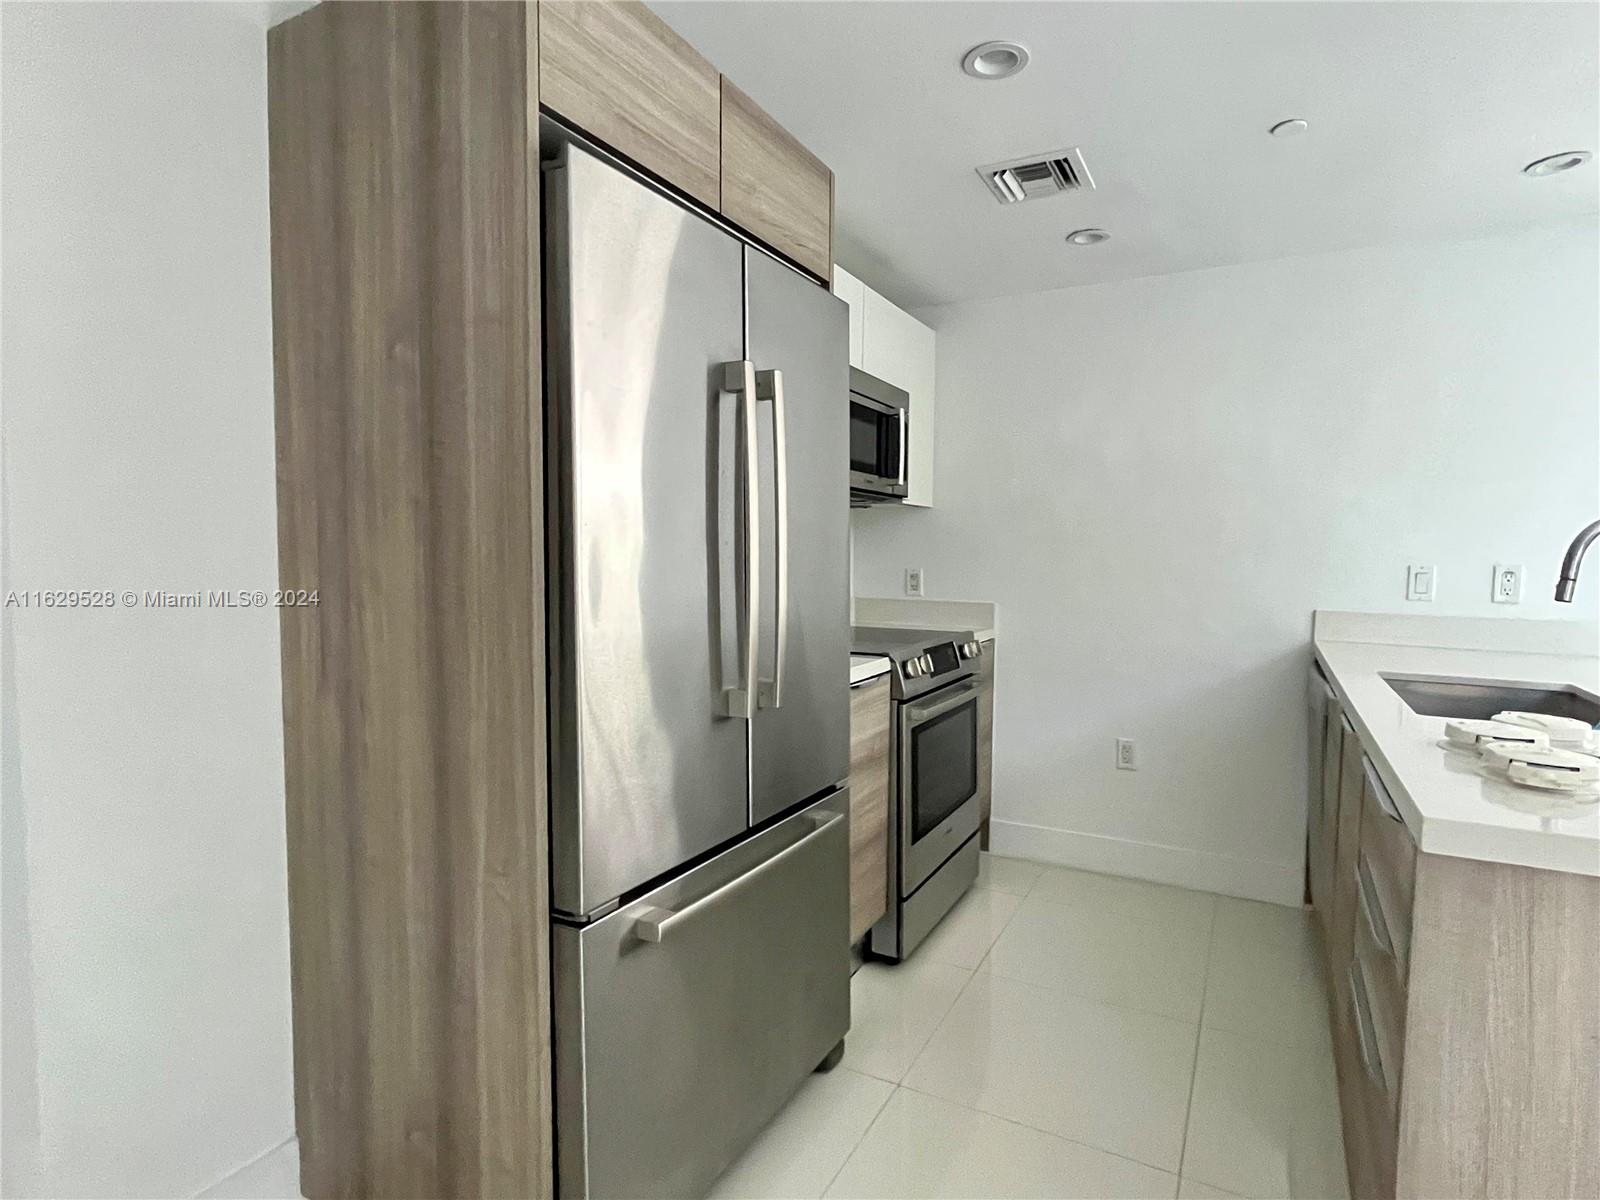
[{"x1": 977, "y1": 147, "x2": 1095, "y2": 205}]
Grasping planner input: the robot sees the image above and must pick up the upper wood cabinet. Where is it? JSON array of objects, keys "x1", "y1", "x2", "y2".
[
  {"x1": 539, "y1": 1, "x2": 721, "y2": 209},
  {"x1": 720, "y1": 78, "x2": 833, "y2": 280}
]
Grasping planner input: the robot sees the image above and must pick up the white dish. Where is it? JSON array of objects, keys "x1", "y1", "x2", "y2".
[
  {"x1": 1440, "y1": 718, "x2": 1549, "y2": 753},
  {"x1": 1491, "y1": 711, "x2": 1599, "y2": 752},
  {"x1": 1479, "y1": 742, "x2": 1600, "y2": 792}
]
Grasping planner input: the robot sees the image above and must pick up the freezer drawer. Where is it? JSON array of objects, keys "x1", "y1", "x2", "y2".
[{"x1": 553, "y1": 791, "x2": 851, "y2": 1199}]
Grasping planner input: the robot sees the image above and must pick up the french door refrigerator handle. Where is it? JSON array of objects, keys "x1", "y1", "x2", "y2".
[
  {"x1": 756, "y1": 368, "x2": 788, "y2": 709},
  {"x1": 631, "y1": 811, "x2": 843, "y2": 943},
  {"x1": 720, "y1": 360, "x2": 759, "y2": 719}
]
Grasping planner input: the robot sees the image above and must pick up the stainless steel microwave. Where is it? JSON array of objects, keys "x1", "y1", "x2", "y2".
[{"x1": 848, "y1": 367, "x2": 909, "y2": 503}]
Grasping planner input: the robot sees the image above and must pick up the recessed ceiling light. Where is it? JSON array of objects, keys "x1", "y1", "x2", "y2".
[
  {"x1": 962, "y1": 41, "x2": 1030, "y2": 80},
  {"x1": 1523, "y1": 150, "x2": 1592, "y2": 177},
  {"x1": 1066, "y1": 228, "x2": 1111, "y2": 246},
  {"x1": 1269, "y1": 119, "x2": 1309, "y2": 138}
]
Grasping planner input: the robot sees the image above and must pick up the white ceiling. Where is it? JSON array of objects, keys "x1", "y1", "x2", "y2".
[{"x1": 651, "y1": 1, "x2": 1600, "y2": 308}]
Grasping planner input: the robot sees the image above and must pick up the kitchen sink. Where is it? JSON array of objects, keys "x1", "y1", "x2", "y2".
[{"x1": 1381, "y1": 674, "x2": 1600, "y2": 725}]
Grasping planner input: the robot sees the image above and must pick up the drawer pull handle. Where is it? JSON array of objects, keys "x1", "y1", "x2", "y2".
[
  {"x1": 1348, "y1": 959, "x2": 1386, "y2": 1092},
  {"x1": 633, "y1": 811, "x2": 842, "y2": 944},
  {"x1": 1357, "y1": 851, "x2": 1395, "y2": 958},
  {"x1": 1361, "y1": 756, "x2": 1405, "y2": 823}
]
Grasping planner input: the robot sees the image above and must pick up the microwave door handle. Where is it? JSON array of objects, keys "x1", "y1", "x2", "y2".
[
  {"x1": 896, "y1": 407, "x2": 908, "y2": 487},
  {"x1": 756, "y1": 369, "x2": 787, "y2": 709},
  {"x1": 719, "y1": 361, "x2": 758, "y2": 719}
]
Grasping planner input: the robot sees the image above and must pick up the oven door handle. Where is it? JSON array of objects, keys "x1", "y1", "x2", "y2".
[{"x1": 903, "y1": 679, "x2": 980, "y2": 724}]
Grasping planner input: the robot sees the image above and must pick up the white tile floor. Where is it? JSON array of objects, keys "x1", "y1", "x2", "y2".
[{"x1": 708, "y1": 854, "x2": 1349, "y2": 1200}]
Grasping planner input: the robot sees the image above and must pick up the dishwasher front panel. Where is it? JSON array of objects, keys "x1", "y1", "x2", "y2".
[{"x1": 553, "y1": 790, "x2": 850, "y2": 1199}]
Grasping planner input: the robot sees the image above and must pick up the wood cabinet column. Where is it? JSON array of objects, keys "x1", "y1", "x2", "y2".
[{"x1": 267, "y1": 3, "x2": 551, "y2": 1195}]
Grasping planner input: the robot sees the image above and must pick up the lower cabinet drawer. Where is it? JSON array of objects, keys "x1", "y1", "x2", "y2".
[
  {"x1": 1358, "y1": 756, "x2": 1416, "y2": 972},
  {"x1": 1333, "y1": 974, "x2": 1380, "y2": 1200},
  {"x1": 1341, "y1": 957, "x2": 1399, "y2": 1199},
  {"x1": 1354, "y1": 848, "x2": 1408, "y2": 1114}
]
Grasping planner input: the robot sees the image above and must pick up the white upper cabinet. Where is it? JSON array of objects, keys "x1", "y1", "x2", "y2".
[
  {"x1": 860, "y1": 291, "x2": 934, "y2": 507},
  {"x1": 831, "y1": 265, "x2": 936, "y2": 508},
  {"x1": 831, "y1": 264, "x2": 866, "y2": 368}
]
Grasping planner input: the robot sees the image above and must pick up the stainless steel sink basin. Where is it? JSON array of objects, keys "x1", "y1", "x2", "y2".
[{"x1": 1381, "y1": 674, "x2": 1600, "y2": 725}]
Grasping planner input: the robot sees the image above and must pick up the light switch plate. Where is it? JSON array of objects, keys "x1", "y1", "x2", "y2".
[
  {"x1": 1406, "y1": 564, "x2": 1436, "y2": 602},
  {"x1": 904, "y1": 567, "x2": 925, "y2": 597},
  {"x1": 1492, "y1": 564, "x2": 1523, "y2": 604},
  {"x1": 1115, "y1": 738, "x2": 1137, "y2": 770}
]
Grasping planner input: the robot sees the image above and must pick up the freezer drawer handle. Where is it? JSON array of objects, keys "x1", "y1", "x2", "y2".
[
  {"x1": 756, "y1": 368, "x2": 788, "y2": 710},
  {"x1": 719, "y1": 360, "x2": 759, "y2": 719},
  {"x1": 633, "y1": 811, "x2": 843, "y2": 944}
]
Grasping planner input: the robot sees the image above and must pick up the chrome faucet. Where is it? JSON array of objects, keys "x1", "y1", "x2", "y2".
[{"x1": 1555, "y1": 518, "x2": 1600, "y2": 602}]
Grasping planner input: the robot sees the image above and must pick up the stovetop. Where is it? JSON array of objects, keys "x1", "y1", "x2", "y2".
[{"x1": 850, "y1": 626, "x2": 985, "y2": 700}]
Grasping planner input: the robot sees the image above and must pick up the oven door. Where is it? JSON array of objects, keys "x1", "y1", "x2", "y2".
[
  {"x1": 899, "y1": 678, "x2": 982, "y2": 894},
  {"x1": 849, "y1": 371, "x2": 908, "y2": 500}
]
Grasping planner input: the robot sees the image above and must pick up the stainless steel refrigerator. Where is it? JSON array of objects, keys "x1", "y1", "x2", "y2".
[{"x1": 543, "y1": 139, "x2": 851, "y2": 1200}]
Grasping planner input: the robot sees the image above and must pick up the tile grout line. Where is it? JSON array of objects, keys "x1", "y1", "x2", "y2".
[
  {"x1": 1176, "y1": 896, "x2": 1221, "y2": 1180},
  {"x1": 894, "y1": 1077, "x2": 1186, "y2": 1182},
  {"x1": 816, "y1": 1077, "x2": 898, "y2": 1198},
  {"x1": 891, "y1": 858, "x2": 1033, "y2": 1088},
  {"x1": 888, "y1": 861, "x2": 1246, "y2": 1185},
  {"x1": 897, "y1": 864, "x2": 1196, "y2": 1184}
]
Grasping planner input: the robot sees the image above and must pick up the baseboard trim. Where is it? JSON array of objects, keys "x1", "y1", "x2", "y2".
[{"x1": 988, "y1": 819, "x2": 1304, "y2": 907}]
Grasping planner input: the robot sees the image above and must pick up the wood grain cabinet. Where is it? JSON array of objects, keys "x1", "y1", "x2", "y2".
[
  {"x1": 1308, "y1": 689, "x2": 1343, "y2": 923},
  {"x1": 847, "y1": 676, "x2": 891, "y2": 943},
  {"x1": 537, "y1": 1, "x2": 834, "y2": 284},
  {"x1": 268, "y1": 3, "x2": 552, "y2": 1197},
  {"x1": 719, "y1": 77, "x2": 833, "y2": 280},
  {"x1": 1320, "y1": 723, "x2": 1600, "y2": 1200},
  {"x1": 538, "y1": 0, "x2": 721, "y2": 208},
  {"x1": 1327, "y1": 723, "x2": 1365, "y2": 1003}
]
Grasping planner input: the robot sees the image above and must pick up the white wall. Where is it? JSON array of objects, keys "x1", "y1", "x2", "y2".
[
  {"x1": 853, "y1": 224, "x2": 1600, "y2": 903},
  {"x1": 2, "y1": 4, "x2": 295, "y2": 1196}
]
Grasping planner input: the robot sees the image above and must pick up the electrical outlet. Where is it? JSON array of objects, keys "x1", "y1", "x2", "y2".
[
  {"x1": 1406, "y1": 564, "x2": 1436, "y2": 602},
  {"x1": 1115, "y1": 738, "x2": 1137, "y2": 771},
  {"x1": 904, "y1": 567, "x2": 924, "y2": 597},
  {"x1": 1492, "y1": 564, "x2": 1523, "y2": 605}
]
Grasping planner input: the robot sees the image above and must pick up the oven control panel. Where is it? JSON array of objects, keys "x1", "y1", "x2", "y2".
[
  {"x1": 850, "y1": 626, "x2": 985, "y2": 701},
  {"x1": 900, "y1": 639, "x2": 980, "y2": 685}
]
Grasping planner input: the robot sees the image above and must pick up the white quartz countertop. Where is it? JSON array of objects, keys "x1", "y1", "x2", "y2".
[
  {"x1": 850, "y1": 654, "x2": 892, "y2": 686},
  {"x1": 851, "y1": 596, "x2": 998, "y2": 643},
  {"x1": 1313, "y1": 614, "x2": 1599, "y2": 876}
]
